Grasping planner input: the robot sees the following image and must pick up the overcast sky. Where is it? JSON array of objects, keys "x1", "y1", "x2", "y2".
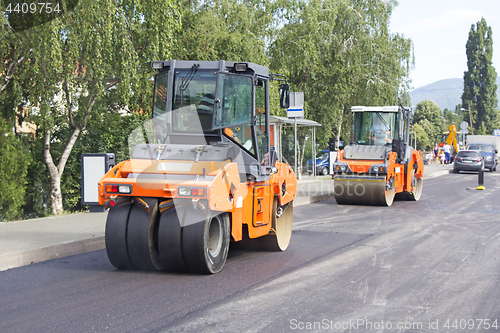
[{"x1": 389, "y1": 0, "x2": 500, "y2": 89}]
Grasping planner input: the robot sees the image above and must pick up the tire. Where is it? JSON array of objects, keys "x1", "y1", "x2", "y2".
[
  {"x1": 321, "y1": 167, "x2": 329, "y2": 175},
  {"x1": 407, "y1": 169, "x2": 423, "y2": 201},
  {"x1": 126, "y1": 197, "x2": 164, "y2": 271},
  {"x1": 256, "y1": 198, "x2": 294, "y2": 251},
  {"x1": 105, "y1": 202, "x2": 133, "y2": 270},
  {"x1": 158, "y1": 201, "x2": 187, "y2": 272},
  {"x1": 181, "y1": 209, "x2": 230, "y2": 274},
  {"x1": 384, "y1": 183, "x2": 396, "y2": 206}
]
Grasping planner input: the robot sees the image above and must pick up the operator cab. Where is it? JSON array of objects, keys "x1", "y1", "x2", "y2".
[
  {"x1": 150, "y1": 60, "x2": 289, "y2": 181},
  {"x1": 343, "y1": 106, "x2": 410, "y2": 161},
  {"x1": 351, "y1": 106, "x2": 401, "y2": 146}
]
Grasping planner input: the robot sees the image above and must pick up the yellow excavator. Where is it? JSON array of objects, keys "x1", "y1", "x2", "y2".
[{"x1": 437, "y1": 125, "x2": 461, "y2": 158}]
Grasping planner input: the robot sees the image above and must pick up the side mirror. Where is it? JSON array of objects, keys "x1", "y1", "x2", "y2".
[{"x1": 279, "y1": 84, "x2": 290, "y2": 109}]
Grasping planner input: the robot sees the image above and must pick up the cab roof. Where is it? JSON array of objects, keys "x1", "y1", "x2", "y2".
[
  {"x1": 351, "y1": 106, "x2": 402, "y2": 113},
  {"x1": 151, "y1": 60, "x2": 269, "y2": 78}
]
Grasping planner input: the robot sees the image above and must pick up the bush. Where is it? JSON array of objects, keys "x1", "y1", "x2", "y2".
[{"x1": 0, "y1": 120, "x2": 31, "y2": 221}]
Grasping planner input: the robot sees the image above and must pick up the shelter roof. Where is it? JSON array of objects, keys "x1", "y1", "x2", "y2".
[{"x1": 269, "y1": 116, "x2": 321, "y2": 127}]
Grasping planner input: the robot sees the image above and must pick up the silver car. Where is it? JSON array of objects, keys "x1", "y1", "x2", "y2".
[{"x1": 453, "y1": 150, "x2": 484, "y2": 173}]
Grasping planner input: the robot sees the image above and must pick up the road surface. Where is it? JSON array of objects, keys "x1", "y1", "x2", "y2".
[{"x1": 1, "y1": 171, "x2": 499, "y2": 332}]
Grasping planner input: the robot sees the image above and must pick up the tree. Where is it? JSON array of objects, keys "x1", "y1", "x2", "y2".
[
  {"x1": 413, "y1": 100, "x2": 443, "y2": 145},
  {"x1": 172, "y1": 0, "x2": 282, "y2": 64},
  {"x1": 269, "y1": 0, "x2": 413, "y2": 147},
  {"x1": 412, "y1": 123, "x2": 430, "y2": 151},
  {"x1": 462, "y1": 18, "x2": 499, "y2": 135},
  {"x1": 4, "y1": 0, "x2": 180, "y2": 215}
]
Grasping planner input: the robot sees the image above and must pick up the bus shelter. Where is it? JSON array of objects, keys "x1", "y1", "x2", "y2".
[{"x1": 269, "y1": 116, "x2": 322, "y2": 177}]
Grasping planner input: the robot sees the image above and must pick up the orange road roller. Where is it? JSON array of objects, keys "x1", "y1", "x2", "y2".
[
  {"x1": 332, "y1": 106, "x2": 424, "y2": 206},
  {"x1": 98, "y1": 60, "x2": 297, "y2": 274}
]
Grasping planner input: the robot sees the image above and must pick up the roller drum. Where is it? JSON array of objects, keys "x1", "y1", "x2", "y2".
[{"x1": 334, "y1": 177, "x2": 395, "y2": 206}]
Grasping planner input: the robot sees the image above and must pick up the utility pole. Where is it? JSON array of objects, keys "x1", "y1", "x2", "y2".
[{"x1": 468, "y1": 101, "x2": 473, "y2": 135}]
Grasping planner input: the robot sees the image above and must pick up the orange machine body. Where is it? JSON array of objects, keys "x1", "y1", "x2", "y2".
[
  {"x1": 335, "y1": 149, "x2": 424, "y2": 195},
  {"x1": 98, "y1": 156, "x2": 296, "y2": 242}
]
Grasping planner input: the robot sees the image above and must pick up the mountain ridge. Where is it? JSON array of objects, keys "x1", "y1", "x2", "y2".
[{"x1": 409, "y1": 78, "x2": 500, "y2": 110}]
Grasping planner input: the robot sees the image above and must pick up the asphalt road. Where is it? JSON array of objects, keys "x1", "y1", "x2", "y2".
[{"x1": 1, "y1": 171, "x2": 500, "y2": 333}]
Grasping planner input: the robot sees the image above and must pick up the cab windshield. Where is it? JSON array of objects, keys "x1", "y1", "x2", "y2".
[
  {"x1": 352, "y1": 112, "x2": 399, "y2": 145},
  {"x1": 153, "y1": 69, "x2": 217, "y2": 133}
]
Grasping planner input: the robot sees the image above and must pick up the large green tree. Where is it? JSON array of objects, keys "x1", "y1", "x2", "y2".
[
  {"x1": 269, "y1": 0, "x2": 413, "y2": 147},
  {"x1": 172, "y1": 0, "x2": 284, "y2": 64},
  {"x1": 462, "y1": 18, "x2": 499, "y2": 135},
  {"x1": 413, "y1": 100, "x2": 443, "y2": 146},
  {"x1": 412, "y1": 122, "x2": 430, "y2": 151},
  {"x1": 2, "y1": 0, "x2": 180, "y2": 215}
]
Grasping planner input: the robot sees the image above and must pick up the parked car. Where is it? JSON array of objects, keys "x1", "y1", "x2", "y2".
[
  {"x1": 465, "y1": 143, "x2": 497, "y2": 171},
  {"x1": 453, "y1": 150, "x2": 484, "y2": 173},
  {"x1": 306, "y1": 150, "x2": 335, "y2": 175}
]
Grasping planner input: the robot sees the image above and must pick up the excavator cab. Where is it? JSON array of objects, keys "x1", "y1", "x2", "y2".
[{"x1": 98, "y1": 60, "x2": 297, "y2": 274}]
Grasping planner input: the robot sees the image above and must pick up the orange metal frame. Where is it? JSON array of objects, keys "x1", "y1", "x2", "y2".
[
  {"x1": 337, "y1": 149, "x2": 424, "y2": 194},
  {"x1": 98, "y1": 158, "x2": 297, "y2": 242}
]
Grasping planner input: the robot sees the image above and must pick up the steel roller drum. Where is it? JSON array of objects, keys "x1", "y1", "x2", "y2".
[{"x1": 333, "y1": 176, "x2": 395, "y2": 206}]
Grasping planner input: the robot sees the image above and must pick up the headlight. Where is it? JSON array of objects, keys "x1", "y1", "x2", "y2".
[
  {"x1": 118, "y1": 185, "x2": 131, "y2": 194},
  {"x1": 373, "y1": 166, "x2": 379, "y2": 172},
  {"x1": 178, "y1": 187, "x2": 205, "y2": 197},
  {"x1": 106, "y1": 184, "x2": 132, "y2": 194},
  {"x1": 178, "y1": 187, "x2": 191, "y2": 196},
  {"x1": 340, "y1": 165, "x2": 346, "y2": 171}
]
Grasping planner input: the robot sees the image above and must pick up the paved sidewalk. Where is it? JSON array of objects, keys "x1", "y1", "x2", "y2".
[{"x1": 0, "y1": 165, "x2": 449, "y2": 271}]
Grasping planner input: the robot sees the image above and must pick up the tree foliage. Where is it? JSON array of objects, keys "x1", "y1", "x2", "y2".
[
  {"x1": 172, "y1": 0, "x2": 285, "y2": 64},
  {"x1": 411, "y1": 122, "x2": 430, "y2": 151},
  {"x1": 269, "y1": 0, "x2": 413, "y2": 146},
  {"x1": 1, "y1": 0, "x2": 416, "y2": 219},
  {"x1": 2, "y1": 0, "x2": 180, "y2": 215},
  {"x1": 0, "y1": 120, "x2": 31, "y2": 221},
  {"x1": 413, "y1": 100, "x2": 443, "y2": 147},
  {"x1": 462, "y1": 18, "x2": 499, "y2": 135}
]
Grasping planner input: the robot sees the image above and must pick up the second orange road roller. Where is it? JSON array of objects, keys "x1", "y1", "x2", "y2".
[
  {"x1": 332, "y1": 105, "x2": 424, "y2": 206},
  {"x1": 97, "y1": 60, "x2": 297, "y2": 274}
]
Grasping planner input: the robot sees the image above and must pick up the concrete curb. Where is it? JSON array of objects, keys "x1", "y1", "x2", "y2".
[{"x1": 0, "y1": 237, "x2": 105, "y2": 272}]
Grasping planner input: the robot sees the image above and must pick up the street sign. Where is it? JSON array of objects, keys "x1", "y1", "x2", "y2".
[
  {"x1": 460, "y1": 121, "x2": 468, "y2": 131},
  {"x1": 287, "y1": 92, "x2": 304, "y2": 118},
  {"x1": 287, "y1": 108, "x2": 303, "y2": 118}
]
